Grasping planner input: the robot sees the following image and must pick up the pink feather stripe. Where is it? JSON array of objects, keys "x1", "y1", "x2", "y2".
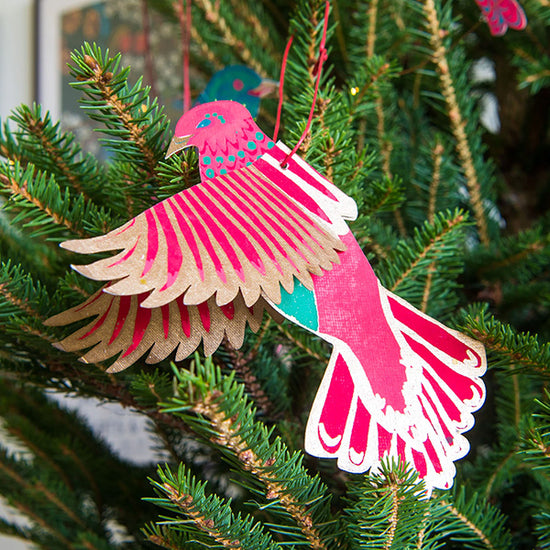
[
  {"x1": 161, "y1": 304, "x2": 170, "y2": 339},
  {"x1": 109, "y1": 295, "x2": 132, "y2": 345},
  {"x1": 227, "y1": 172, "x2": 314, "y2": 263},
  {"x1": 256, "y1": 159, "x2": 332, "y2": 223},
  {"x1": 210, "y1": 174, "x2": 302, "y2": 270},
  {"x1": 267, "y1": 146, "x2": 339, "y2": 201},
  {"x1": 74, "y1": 288, "x2": 104, "y2": 312},
  {"x1": 231, "y1": 169, "x2": 325, "y2": 257},
  {"x1": 203, "y1": 178, "x2": 287, "y2": 274},
  {"x1": 403, "y1": 333, "x2": 484, "y2": 405},
  {"x1": 348, "y1": 399, "x2": 371, "y2": 465},
  {"x1": 176, "y1": 296, "x2": 191, "y2": 337},
  {"x1": 108, "y1": 237, "x2": 140, "y2": 269},
  {"x1": 197, "y1": 301, "x2": 211, "y2": 332},
  {"x1": 113, "y1": 218, "x2": 135, "y2": 235},
  {"x1": 186, "y1": 188, "x2": 248, "y2": 281},
  {"x1": 220, "y1": 302, "x2": 234, "y2": 320},
  {"x1": 387, "y1": 294, "x2": 483, "y2": 367},
  {"x1": 122, "y1": 297, "x2": 152, "y2": 358},
  {"x1": 142, "y1": 210, "x2": 159, "y2": 278},
  {"x1": 192, "y1": 185, "x2": 266, "y2": 277},
  {"x1": 166, "y1": 197, "x2": 205, "y2": 281},
  {"x1": 247, "y1": 167, "x2": 330, "y2": 248},
  {"x1": 172, "y1": 192, "x2": 228, "y2": 284},
  {"x1": 78, "y1": 297, "x2": 113, "y2": 340},
  {"x1": 154, "y1": 203, "x2": 183, "y2": 292}
]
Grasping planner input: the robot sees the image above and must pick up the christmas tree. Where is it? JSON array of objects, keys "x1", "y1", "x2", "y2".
[{"x1": 0, "y1": 0, "x2": 549, "y2": 548}]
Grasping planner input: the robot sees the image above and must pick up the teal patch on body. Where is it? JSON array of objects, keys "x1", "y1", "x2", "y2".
[{"x1": 278, "y1": 278, "x2": 318, "y2": 331}]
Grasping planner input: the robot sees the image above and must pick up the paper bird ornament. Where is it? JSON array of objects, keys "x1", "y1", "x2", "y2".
[
  {"x1": 475, "y1": 0, "x2": 527, "y2": 35},
  {"x1": 195, "y1": 65, "x2": 278, "y2": 117},
  {"x1": 47, "y1": 100, "x2": 486, "y2": 491}
]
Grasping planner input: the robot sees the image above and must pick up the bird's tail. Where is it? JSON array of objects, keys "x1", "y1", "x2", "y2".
[{"x1": 305, "y1": 289, "x2": 486, "y2": 491}]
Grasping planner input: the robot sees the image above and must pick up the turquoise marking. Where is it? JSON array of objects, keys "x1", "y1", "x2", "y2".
[
  {"x1": 203, "y1": 156, "x2": 211, "y2": 165},
  {"x1": 268, "y1": 141, "x2": 275, "y2": 149},
  {"x1": 205, "y1": 168, "x2": 215, "y2": 178},
  {"x1": 278, "y1": 279, "x2": 318, "y2": 331},
  {"x1": 228, "y1": 154, "x2": 236, "y2": 162},
  {"x1": 246, "y1": 161, "x2": 252, "y2": 166},
  {"x1": 247, "y1": 140, "x2": 257, "y2": 151},
  {"x1": 216, "y1": 156, "x2": 224, "y2": 163},
  {"x1": 255, "y1": 131, "x2": 264, "y2": 141},
  {"x1": 197, "y1": 118, "x2": 211, "y2": 128},
  {"x1": 220, "y1": 168, "x2": 227, "y2": 175},
  {"x1": 237, "y1": 151, "x2": 245, "y2": 159}
]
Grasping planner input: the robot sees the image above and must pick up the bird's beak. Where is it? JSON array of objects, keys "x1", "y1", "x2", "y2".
[
  {"x1": 248, "y1": 78, "x2": 279, "y2": 98},
  {"x1": 165, "y1": 134, "x2": 192, "y2": 158}
]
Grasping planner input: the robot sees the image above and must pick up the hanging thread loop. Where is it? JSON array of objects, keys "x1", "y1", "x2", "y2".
[
  {"x1": 175, "y1": 0, "x2": 192, "y2": 113},
  {"x1": 281, "y1": 0, "x2": 331, "y2": 168},
  {"x1": 273, "y1": 35, "x2": 294, "y2": 143}
]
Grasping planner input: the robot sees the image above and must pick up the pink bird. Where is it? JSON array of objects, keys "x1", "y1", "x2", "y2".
[
  {"x1": 474, "y1": 0, "x2": 527, "y2": 35},
  {"x1": 46, "y1": 100, "x2": 486, "y2": 491}
]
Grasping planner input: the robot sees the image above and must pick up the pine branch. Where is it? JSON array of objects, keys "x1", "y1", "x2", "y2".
[
  {"x1": 467, "y1": 224, "x2": 550, "y2": 283},
  {"x1": 8, "y1": 105, "x2": 108, "y2": 203},
  {"x1": 159, "y1": 357, "x2": 340, "y2": 550},
  {"x1": 377, "y1": 209, "x2": 468, "y2": 315},
  {"x1": 459, "y1": 304, "x2": 550, "y2": 374},
  {"x1": 147, "y1": 465, "x2": 283, "y2": 549},
  {"x1": 69, "y1": 43, "x2": 169, "y2": 183},
  {"x1": 192, "y1": 0, "x2": 278, "y2": 78},
  {"x1": 436, "y1": 488, "x2": 514, "y2": 549},
  {"x1": 0, "y1": 161, "x2": 112, "y2": 240},
  {"x1": 344, "y1": 460, "x2": 445, "y2": 549},
  {"x1": 420, "y1": 0, "x2": 493, "y2": 244}
]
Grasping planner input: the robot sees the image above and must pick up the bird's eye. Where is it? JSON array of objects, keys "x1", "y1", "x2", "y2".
[
  {"x1": 233, "y1": 78, "x2": 244, "y2": 91},
  {"x1": 196, "y1": 118, "x2": 211, "y2": 129}
]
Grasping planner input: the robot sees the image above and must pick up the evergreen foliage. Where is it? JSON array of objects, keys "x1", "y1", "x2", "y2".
[{"x1": 0, "y1": 0, "x2": 548, "y2": 548}]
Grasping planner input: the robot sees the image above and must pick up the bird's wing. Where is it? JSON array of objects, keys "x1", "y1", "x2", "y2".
[
  {"x1": 61, "y1": 144, "x2": 353, "y2": 309},
  {"x1": 45, "y1": 287, "x2": 273, "y2": 372}
]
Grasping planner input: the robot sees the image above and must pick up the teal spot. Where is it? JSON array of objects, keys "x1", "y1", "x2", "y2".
[
  {"x1": 278, "y1": 278, "x2": 318, "y2": 330},
  {"x1": 255, "y1": 131, "x2": 264, "y2": 141},
  {"x1": 213, "y1": 112, "x2": 217, "y2": 116},
  {"x1": 205, "y1": 113, "x2": 211, "y2": 118},
  {"x1": 220, "y1": 168, "x2": 227, "y2": 175},
  {"x1": 237, "y1": 151, "x2": 245, "y2": 159},
  {"x1": 247, "y1": 140, "x2": 257, "y2": 151},
  {"x1": 228, "y1": 154, "x2": 236, "y2": 162},
  {"x1": 268, "y1": 141, "x2": 275, "y2": 149},
  {"x1": 203, "y1": 156, "x2": 211, "y2": 165},
  {"x1": 205, "y1": 168, "x2": 215, "y2": 178},
  {"x1": 256, "y1": 154, "x2": 263, "y2": 160},
  {"x1": 246, "y1": 161, "x2": 252, "y2": 166},
  {"x1": 219, "y1": 116, "x2": 226, "y2": 124},
  {"x1": 196, "y1": 118, "x2": 211, "y2": 128},
  {"x1": 216, "y1": 156, "x2": 224, "y2": 163}
]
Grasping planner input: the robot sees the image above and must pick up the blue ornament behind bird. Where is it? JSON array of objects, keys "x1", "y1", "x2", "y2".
[{"x1": 195, "y1": 65, "x2": 278, "y2": 117}]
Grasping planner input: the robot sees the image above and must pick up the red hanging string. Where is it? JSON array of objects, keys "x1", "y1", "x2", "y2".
[
  {"x1": 273, "y1": 35, "x2": 294, "y2": 143},
  {"x1": 141, "y1": 0, "x2": 158, "y2": 99},
  {"x1": 281, "y1": 0, "x2": 330, "y2": 168},
  {"x1": 175, "y1": 0, "x2": 192, "y2": 113}
]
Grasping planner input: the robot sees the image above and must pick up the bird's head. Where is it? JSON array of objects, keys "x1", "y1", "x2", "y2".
[
  {"x1": 199, "y1": 66, "x2": 278, "y2": 116},
  {"x1": 166, "y1": 100, "x2": 259, "y2": 159}
]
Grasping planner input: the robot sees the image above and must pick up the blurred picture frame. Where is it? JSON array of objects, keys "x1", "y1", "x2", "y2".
[{"x1": 36, "y1": 0, "x2": 103, "y2": 122}]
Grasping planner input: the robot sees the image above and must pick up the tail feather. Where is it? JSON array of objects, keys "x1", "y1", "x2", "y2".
[{"x1": 305, "y1": 287, "x2": 486, "y2": 491}]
